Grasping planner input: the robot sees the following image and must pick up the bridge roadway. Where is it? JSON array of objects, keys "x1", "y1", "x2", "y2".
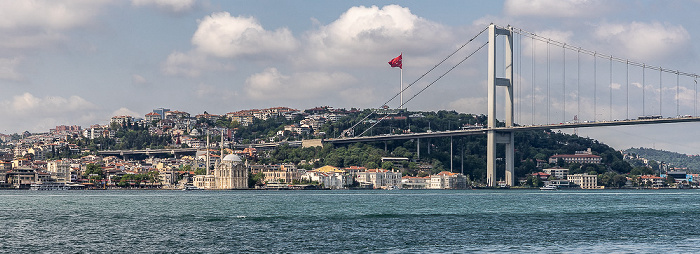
[{"x1": 325, "y1": 117, "x2": 700, "y2": 144}]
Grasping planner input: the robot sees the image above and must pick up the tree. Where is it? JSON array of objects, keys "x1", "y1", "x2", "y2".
[
  {"x1": 83, "y1": 163, "x2": 103, "y2": 179},
  {"x1": 381, "y1": 161, "x2": 394, "y2": 170},
  {"x1": 366, "y1": 161, "x2": 379, "y2": 169},
  {"x1": 194, "y1": 168, "x2": 207, "y2": 175}
]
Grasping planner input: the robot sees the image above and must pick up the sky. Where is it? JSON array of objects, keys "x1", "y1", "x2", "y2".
[{"x1": 3, "y1": 0, "x2": 700, "y2": 154}]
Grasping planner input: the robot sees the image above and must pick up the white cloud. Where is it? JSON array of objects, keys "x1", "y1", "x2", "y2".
[
  {"x1": 161, "y1": 51, "x2": 234, "y2": 77},
  {"x1": 504, "y1": 0, "x2": 611, "y2": 18},
  {"x1": 611, "y1": 82, "x2": 621, "y2": 90},
  {"x1": 303, "y1": 4, "x2": 454, "y2": 68},
  {"x1": 0, "y1": 57, "x2": 23, "y2": 81},
  {"x1": 593, "y1": 22, "x2": 691, "y2": 62},
  {"x1": 448, "y1": 97, "x2": 488, "y2": 115},
  {"x1": 0, "y1": 0, "x2": 109, "y2": 30},
  {"x1": 0, "y1": 0, "x2": 109, "y2": 51},
  {"x1": 111, "y1": 107, "x2": 140, "y2": 118},
  {"x1": 131, "y1": 0, "x2": 196, "y2": 13},
  {"x1": 132, "y1": 74, "x2": 147, "y2": 84},
  {"x1": 192, "y1": 12, "x2": 298, "y2": 58},
  {"x1": 194, "y1": 82, "x2": 236, "y2": 100},
  {"x1": 522, "y1": 29, "x2": 574, "y2": 61},
  {"x1": 245, "y1": 68, "x2": 356, "y2": 100},
  {"x1": 0, "y1": 93, "x2": 100, "y2": 132}
]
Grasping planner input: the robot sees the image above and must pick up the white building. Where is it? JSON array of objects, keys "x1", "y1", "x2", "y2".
[
  {"x1": 214, "y1": 154, "x2": 248, "y2": 189},
  {"x1": 355, "y1": 168, "x2": 402, "y2": 189},
  {"x1": 429, "y1": 171, "x2": 468, "y2": 189},
  {"x1": 401, "y1": 176, "x2": 430, "y2": 189},
  {"x1": 543, "y1": 167, "x2": 569, "y2": 179},
  {"x1": 47, "y1": 160, "x2": 71, "y2": 183},
  {"x1": 567, "y1": 173, "x2": 598, "y2": 189}
]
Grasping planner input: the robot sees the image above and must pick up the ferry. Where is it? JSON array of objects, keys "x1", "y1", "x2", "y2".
[
  {"x1": 30, "y1": 182, "x2": 85, "y2": 190},
  {"x1": 539, "y1": 185, "x2": 558, "y2": 191},
  {"x1": 182, "y1": 185, "x2": 201, "y2": 191}
]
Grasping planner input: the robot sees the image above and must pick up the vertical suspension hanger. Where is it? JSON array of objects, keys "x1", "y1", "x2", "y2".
[
  {"x1": 547, "y1": 39, "x2": 550, "y2": 124},
  {"x1": 659, "y1": 67, "x2": 663, "y2": 116},
  {"x1": 643, "y1": 63, "x2": 646, "y2": 117},
  {"x1": 626, "y1": 60, "x2": 629, "y2": 120},
  {"x1": 532, "y1": 35, "x2": 536, "y2": 125},
  {"x1": 609, "y1": 56, "x2": 613, "y2": 121},
  {"x1": 594, "y1": 51, "x2": 597, "y2": 122},
  {"x1": 577, "y1": 47, "x2": 581, "y2": 123},
  {"x1": 563, "y1": 43, "x2": 566, "y2": 123},
  {"x1": 676, "y1": 71, "x2": 679, "y2": 117},
  {"x1": 625, "y1": 59, "x2": 630, "y2": 120}
]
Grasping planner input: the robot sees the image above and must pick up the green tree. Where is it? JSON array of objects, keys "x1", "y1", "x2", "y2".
[{"x1": 381, "y1": 161, "x2": 394, "y2": 170}]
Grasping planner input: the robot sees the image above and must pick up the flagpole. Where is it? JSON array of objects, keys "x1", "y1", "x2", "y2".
[{"x1": 400, "y1": 52, "x2": 403, "y2": 109}]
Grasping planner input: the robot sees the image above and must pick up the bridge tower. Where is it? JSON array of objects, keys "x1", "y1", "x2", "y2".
[{"x1": 486, "y1": 24, "x2": 515, "y2": 187}]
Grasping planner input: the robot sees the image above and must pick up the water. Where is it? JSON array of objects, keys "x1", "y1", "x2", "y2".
[{"x1": 1, "y1": 189, "x2": 700, "y2": 253}]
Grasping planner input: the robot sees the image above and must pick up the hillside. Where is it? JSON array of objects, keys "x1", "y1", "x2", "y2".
[{"x1": 624, "y1": 147, "x2": 700, "y2": 172}]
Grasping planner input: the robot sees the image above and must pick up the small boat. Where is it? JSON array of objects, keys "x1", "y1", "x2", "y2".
[
  {"x1": 182, "y1": 185, "x2": 200, "y2": 191},
  {"x1": 540, "y1": 185, "x2": 558, "y2": 191}
]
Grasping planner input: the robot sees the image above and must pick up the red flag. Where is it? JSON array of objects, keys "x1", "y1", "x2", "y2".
[{"x1": 388, "y1": 54, "x2": 402, "y2": 69}]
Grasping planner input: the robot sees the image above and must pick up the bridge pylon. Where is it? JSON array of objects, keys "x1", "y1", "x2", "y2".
[{"x1": 486, "y1": 24, "x2": 514, "y2": 187}]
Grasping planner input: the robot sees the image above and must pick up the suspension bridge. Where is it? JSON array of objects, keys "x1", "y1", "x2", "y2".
[{"x1": 325, "y1": 24, "x2": 700, "y2": 187}]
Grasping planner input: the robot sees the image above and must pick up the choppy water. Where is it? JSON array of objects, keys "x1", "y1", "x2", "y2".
[{"x1": 1, "y1": 189, "x2": 700, "y2": 253}]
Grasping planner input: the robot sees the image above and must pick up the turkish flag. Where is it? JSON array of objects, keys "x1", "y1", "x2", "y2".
[{"x1": 388, "y1": 54, "x2": 402, "y2": 69}]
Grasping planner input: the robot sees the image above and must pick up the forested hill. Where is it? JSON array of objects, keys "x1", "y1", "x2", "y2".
[
  {"x1": 257, "y1": 110, "x2": 632, "y2": 183},
  {"x1": 624, "y1": 147, "x2": 700, "y2": 172}
]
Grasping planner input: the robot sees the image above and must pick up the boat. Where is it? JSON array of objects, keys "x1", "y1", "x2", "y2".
[
  {"x1": 30, "y1": 182, "x2": 85, "y2": 190},
  {"x1": 182, "y1": 185, "x2": 201, "y2": 191},
  {"x1": 540, "y1": 185, "x2": 558, "y2": 191}
]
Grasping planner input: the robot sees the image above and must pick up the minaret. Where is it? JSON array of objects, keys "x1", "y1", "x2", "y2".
[
  {"x1": 206, "y1": 131, "x2": 210, "y2": 175},
  {"x1": 220, "y1": 130, "x2": 224, "y2": 163}
]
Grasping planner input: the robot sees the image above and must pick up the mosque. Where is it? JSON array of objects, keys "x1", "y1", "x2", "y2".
[{"x1": 193, "y1": 147, "x2": 248, "y2": 189}]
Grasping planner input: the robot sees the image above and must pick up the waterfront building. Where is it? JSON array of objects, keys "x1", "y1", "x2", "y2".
[
  {"x1": 263, "y1": 164, "x2": 303, "y2": 184},
  {"x1": 401, "y1": 176, "x2": 430, "y2": 189},
  {"x1": 215, "y1": 154, "x2": 248, "y2": 189},
  {"x1": 47, "y1": 160, "x2": 71, "y2": 183},
  {"x1": 193, "y1": 174, "x2": 216, "y2": 189},
  {"x1": 429, "y1": 171, "x2": 467, "y2": 189},
  {"x1": 301, "y1": 165, "x2": 352, "y2": 189},
  {"x1": 543, "y1": 167, "x2": 569, "y2": 179},
  {"x1": 355, "y1": 168, "x2": 402, "y2": 189},
  {"x1": 567, "y1": 173, "x2": 598, "y2": 189},
  {"x1": 548, "y1": 148, "x2": 602, "y2": 164},
  {"x1": 639, "y1": 175, "x2": 665, "y2": 187}
]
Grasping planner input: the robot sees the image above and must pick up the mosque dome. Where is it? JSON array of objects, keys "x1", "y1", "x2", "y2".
[{"x1": 222, "y1": 154, "x2": 243, "y2": 162}]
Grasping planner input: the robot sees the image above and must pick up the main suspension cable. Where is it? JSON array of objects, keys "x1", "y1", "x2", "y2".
[
  {"x1": 338, "y1": 25, "x2": 490, "y2": 138},
  {"x1": 359, "y1": 42, "x2": 489, "y2": 136}
]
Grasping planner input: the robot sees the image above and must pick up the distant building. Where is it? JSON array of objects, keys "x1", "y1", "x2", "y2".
[
  {"x1": 153, "y1": 108, "x2": 170, "y2": 120},
  {"x1": 401, "y1": 176, "x2": 430, "y2": 189},
  {"x1": 549, "y1": 148, "x2": 602, "y2": 164},
  {"x1": 429, "y1": 171, "x2": 467, "y2": 189},
  {"x1": 110, "y1": 115, "x2": 134, "y2": 126},
  {"x1": 567, "y1": 173, "x2": 598, "y2": 189},
  {"x1": 301, "y1": 165, "x2": 352, "y2": 189},
  {"x1": 214, "y1": 154, "x2": 248, "y2": 189},
  {"x1": 543, "y1": 167, "x2": 569, "y2": 179},
  {"x1": 355, "y1": 168, "x2": 402, "y2": 189},
  {"x1": 145, "y1": 112, "x2": 161, "y2": 122},
  {"x1": 47, "y1": 160, "x2": 71, "y2": 183}
]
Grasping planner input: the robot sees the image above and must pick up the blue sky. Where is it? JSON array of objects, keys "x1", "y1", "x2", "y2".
[{"x1": 2, "y1": 0, "x2": 700, "y2": 154}]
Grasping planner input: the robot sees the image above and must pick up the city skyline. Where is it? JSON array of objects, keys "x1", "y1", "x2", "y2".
[{"x1": 3, "y1": 0, "x2": 700, "y2": 154}]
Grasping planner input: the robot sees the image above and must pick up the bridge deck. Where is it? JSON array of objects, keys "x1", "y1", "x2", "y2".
[{"x1": 325, "y1": 117, "x2": 700, "y2": 144}]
